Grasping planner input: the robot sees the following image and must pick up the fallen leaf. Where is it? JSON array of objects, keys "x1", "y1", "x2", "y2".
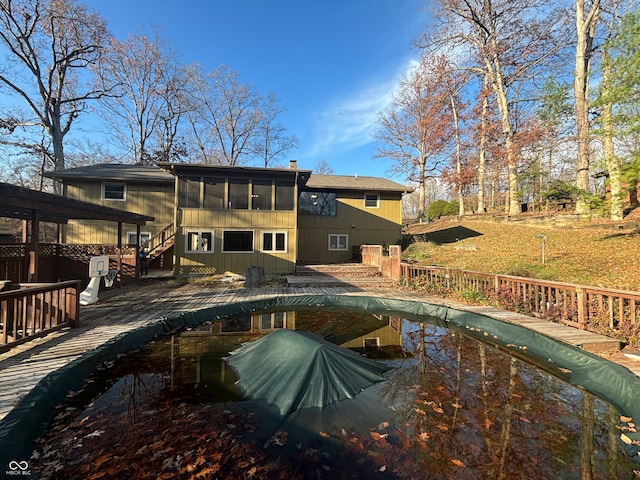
[
  {"x1": 451, "y1": 459, "x2": 465, "y2": 467},
  {"x1": 370, "y1": 431, "x2": 388, "y2": 446}
]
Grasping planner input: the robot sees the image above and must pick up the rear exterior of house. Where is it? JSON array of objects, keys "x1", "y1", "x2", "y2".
[
  {"x1": 297, "y1": 174, "x2": 406, "y2": 264},
  {"x1": 160, "y1": 162, "x2": 311, "y2": 276},
  {"x1": 48, "y1": 163, "x2": 408, "y2": 276}
]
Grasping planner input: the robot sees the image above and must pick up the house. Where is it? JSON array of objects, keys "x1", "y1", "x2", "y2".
[{"x1": 46, "y1": 161, "x2": 409, "y2": 276}]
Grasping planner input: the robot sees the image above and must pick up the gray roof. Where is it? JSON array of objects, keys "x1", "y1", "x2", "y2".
[
  {"x1": 45, "y1": 164, "x2": 174, "y2": 183},
  {"x1": 0, "y1": 182, "x2": 154, "y2": 224},
  {"x1": 45, "y1": 163, "x2": 411, "y2": 194},
  {"x1": 305, "y1": 174, "x2": 411, "y2": 193}
]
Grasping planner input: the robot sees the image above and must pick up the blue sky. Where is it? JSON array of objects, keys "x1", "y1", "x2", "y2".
[{"x1": 84, "y1": 0, "x2": 430, "y2": 182}]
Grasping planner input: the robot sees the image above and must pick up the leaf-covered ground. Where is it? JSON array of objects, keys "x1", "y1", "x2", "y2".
[{"x1": 403, "y1": 219, "x2": 640, "y2": 291}]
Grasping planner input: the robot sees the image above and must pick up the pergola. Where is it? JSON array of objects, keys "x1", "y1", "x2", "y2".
[{"x1": 0, "y1": 182, "x2": 154, "y2": 282}]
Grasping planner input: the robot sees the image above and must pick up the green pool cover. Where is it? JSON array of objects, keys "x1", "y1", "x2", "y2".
[{"x1": 1, "y1": 294, "x2": 639, "y2": 466}]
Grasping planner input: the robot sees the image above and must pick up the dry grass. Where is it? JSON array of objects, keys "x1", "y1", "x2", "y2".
[{"x1": 403, "y1": 218, "x2": 640, "y2": 292}]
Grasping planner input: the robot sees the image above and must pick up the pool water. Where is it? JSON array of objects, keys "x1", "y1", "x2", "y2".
[{"x1": 32, "y1": 308, "x2": 639, "y2": 479}]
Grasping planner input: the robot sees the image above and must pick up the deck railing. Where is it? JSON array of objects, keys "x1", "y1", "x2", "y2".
[
  {"x1": 400, "y1": 264, "x2": 640, "y2": 333},
  {"x1": 0, "y1": 280, "x2": 81, "y2": 353},
  {"x1": 0, "y1": 243, "x2": 139, "y2": 287},
  {"x1": 142, "y1": 223, "x2": 175, "y2": 257}
]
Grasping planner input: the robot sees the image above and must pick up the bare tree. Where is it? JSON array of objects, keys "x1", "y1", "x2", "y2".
[
  {"x1": 187, "y1": 64, "x2": 263, "y2": 165},
  {"x1": 96, "y1": 28, "x2": 190, "y2": 165},
  {"x1": 314, "y1": 159, "x2": 334, "y2": 174},
  {"x1": 374, "y1": 54, "x2": 454, "y2": 219},
  {"x1": 251, "y1": 92, "x2": 298, "y2": 167},
  {"x1": 0, "y1": 0, "x2": 109, "y2": 178}
]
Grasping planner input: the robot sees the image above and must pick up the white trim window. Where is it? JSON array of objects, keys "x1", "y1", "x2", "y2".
[
  {"x1": 364, "y1": 192, "x2": 380, "y2": 208},
  {"x1": 102, "y1": 182, "x2": 126, "y2": 201},
  {"x1": 222, "y1": 230, "x2": 254, "y2": 252},
  {"x1": 127, "y1": 232, "x2": 151, "y2": 246},
  {"x1": 328, "y1": 234, "x2": 348, "y2": 251},
  {"x1": 258, "y1": 311, "x2": 287, "y2": 330},
  {"x1": 262, "y1": 231, "x2": 287, "y2": 252},
  {"x1": 185, "y1": 230, "x2": 214, "y2": 252}
]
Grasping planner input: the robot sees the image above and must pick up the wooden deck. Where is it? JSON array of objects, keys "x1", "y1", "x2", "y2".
[{"x1": 1, "y1": 278, "x2": 638, "y2": 424}]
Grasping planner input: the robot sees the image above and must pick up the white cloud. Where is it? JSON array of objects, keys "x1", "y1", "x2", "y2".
[{"x1": 307, "y1": 56, "x2": 417, "y2": 158}]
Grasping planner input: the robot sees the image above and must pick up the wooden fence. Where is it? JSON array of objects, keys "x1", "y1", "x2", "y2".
[
  {"x1": 361, "y1": 244, "x2": 639, "y2": 336},
  {"x1": 361, "y1": 245, "x2": 402, "y2": 280},
  {"x1": 400, "y1": 264, "x2": 640, "y2": 333},
  {"x1": 0, "y1": 243, "x2": 139, "y2": 288},
  {"x1": 0, "y1": 280, "x2": 81, "y2": 353}
]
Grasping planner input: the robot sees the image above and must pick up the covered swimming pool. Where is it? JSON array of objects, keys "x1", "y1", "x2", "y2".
[{"x1": 3, "y1": 295, "x2": 640, "y2": 478}]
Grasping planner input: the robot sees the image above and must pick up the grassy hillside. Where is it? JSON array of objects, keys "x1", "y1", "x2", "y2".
[{"x1": 403, "y1": 218, "x2": 640, "y2": 292}]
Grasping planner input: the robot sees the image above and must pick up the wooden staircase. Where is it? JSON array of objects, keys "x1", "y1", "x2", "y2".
[
  {"x1": 142, "y1": 223, "x2": 175, "y2": 269},
  {"x1": 287, "y1": 263, "x2": 396, "y2": 287}
]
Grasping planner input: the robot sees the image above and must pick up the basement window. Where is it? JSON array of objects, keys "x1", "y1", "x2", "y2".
[{"x1": 328, "y1": 234, "x2": 348, "y2": 251}]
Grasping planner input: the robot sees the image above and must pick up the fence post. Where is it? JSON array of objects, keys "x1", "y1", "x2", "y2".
[
  {"x1": 576, "y1": 287, "x2": 587, "y2": 330},
  {"x1": 389, "y1": 245, "x2": 401, "y2": 280}
]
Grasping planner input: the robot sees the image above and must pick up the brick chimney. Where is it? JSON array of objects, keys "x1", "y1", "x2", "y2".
[{"x1": 289, "y1": 160, "x2": 297, "y2": 169}]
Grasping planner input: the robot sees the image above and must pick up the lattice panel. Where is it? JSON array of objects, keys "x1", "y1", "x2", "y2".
[{"x1": 0, "y1": 244, "x2": 26, "y2": 258}]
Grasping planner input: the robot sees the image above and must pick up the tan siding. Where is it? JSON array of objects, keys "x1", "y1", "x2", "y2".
[
  {"x1": 297, "y1": 192, "x2": 403, "y2": 263},
  {"x1": 62, "y1": 181, "x2": 174, "y2": 244},
  {"x1": 176, "y1": 208, "x2": 297, "y2": 276}
]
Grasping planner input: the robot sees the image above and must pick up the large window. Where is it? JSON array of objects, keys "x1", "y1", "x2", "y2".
[
  {"x1": 203, "y1": 177, "x2": 225, "y2": 209},
  {"x1": 262, "y1": 231, "x2": 287, "y2": 252},
  {"x1": 251, "y1": 180, "x2": 272, "y2": 210},
  {"x1": 275, "y1": 180, "x2": 294, "y2": 210},
  {"x1": 185, "y1": 230, "x2": 214, "y2": 252},
  {"x1": 179, "y1": 177, "x2": 201, "y2": 208},
  {"x1": 223, "y1": 230, "x2": 254, "y2": 252},
  {"x1": 328, "y1": 234, "x2": 348, "y2": 251},
  {"x1": 228, "y1": 179, "x2": 249, "y2": 209},
  {"x1": 102, "y1": 183, "x2": 126, "y2": 201},
  {"x1": 299, "y1": 191, "x2": 337, "y2": 216}
]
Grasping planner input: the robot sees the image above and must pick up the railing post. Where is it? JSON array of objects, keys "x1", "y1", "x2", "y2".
[
  {"x1": 68, "y1": 280, "x2": 81, "y2": 328},
  {"x1": 576, "y1": 287, "x2": 587, "y2": 330}
]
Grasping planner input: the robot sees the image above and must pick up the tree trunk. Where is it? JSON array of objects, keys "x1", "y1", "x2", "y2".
[
  {"x1": 574, "y1": 0, "x2": 601, "y2": 215},
  {"x1": 486, "y1": 53, "x2": 520, "y2": 216},
  {"x1": 477, "y1": 76, "x2": 489, "y2": 214},
  {"x1": 451, "y1": 96, "x2": 464, "y2": 216},
  {"x1": 600, "y1": 46, "x2": 624, "y2": 221}
]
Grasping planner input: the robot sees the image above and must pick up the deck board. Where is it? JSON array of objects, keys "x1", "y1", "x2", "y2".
[{"x1": 0, "y1": 280, "x2": 638, "y2": 424}]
